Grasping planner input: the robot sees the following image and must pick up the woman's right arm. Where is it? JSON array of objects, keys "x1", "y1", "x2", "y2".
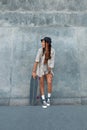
[
  {"x1": 32, "y1": 62, "x2": 38, "y2": 78},
  {"x1": 32, "y1": 48, "x2": 42, "y2": 78}
]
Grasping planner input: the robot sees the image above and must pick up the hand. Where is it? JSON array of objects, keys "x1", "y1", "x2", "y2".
[{"x1": 32, "y1": 71, "x2": 37, "y2": 79}]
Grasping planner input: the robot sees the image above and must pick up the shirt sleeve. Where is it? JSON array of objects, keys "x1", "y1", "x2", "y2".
[
  {"x1": 35, "y1": 48, "x2": 42, "y2": 62},
  {"x1": 48, "y1": 48, "x2": 55, "y2": 68}
]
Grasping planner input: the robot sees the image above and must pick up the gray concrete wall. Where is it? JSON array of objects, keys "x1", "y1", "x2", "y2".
[{"x1": 0, "y1": 0, "x2": 87, "y2": 105}]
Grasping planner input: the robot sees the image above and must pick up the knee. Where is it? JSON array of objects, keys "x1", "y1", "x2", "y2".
[
  {"x1": 48, "y1": 80, "x2": 52, "y2": 84},
  {"x1": 47, "y1": 77, "x2": 52, "y2": 84}
]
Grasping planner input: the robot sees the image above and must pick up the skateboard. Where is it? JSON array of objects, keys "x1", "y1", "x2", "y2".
[{"x1": 29, "y1": 76, "x2": 38, "y2": 105}]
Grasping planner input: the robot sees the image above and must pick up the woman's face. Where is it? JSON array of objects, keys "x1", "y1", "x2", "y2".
[{"x1": 41, "y1": 40, "x2": 45, "y2": 48}]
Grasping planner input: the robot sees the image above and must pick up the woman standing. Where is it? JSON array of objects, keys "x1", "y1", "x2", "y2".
[{"x1": 32, "y1": 37, "x2": 55, "y2": 108}]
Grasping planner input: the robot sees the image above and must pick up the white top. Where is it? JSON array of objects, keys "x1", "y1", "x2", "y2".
[{"x1": 35, "y1": 47, "x2": 55, "y2": 77}]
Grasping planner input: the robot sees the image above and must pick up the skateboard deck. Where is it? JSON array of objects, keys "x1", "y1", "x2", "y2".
[{"x1": 29, "y1": 76, "x2": 38, "y2": 105}]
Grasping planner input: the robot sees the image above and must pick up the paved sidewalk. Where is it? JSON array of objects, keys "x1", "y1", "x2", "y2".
[{"x1": 0, "y1": 105, "x2": 87, "y2": 130}]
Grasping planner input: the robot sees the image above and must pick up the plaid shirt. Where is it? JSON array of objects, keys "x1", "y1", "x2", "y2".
[{"x1": 35, "y1": 47, "x2": 55, "y2": 77}]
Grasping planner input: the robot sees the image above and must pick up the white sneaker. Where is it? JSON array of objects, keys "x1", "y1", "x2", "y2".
[
  {"x1": 47, "y1": 98, "x2": 51, "y2": 106},
  {"x1": 42, "y1": 100, "x2": 47, "y2": 108}
]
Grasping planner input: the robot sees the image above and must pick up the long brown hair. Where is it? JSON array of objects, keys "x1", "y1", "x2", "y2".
[
  {"x1": 41, "y1": 37, "x2": 52, "y2": 64},
  {"x1": 44, "y1": 43, "x2": 51, "y2": 64}
]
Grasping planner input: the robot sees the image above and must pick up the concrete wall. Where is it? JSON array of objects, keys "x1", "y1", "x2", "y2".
[{"x1": 0, "y1": 0, "x2": 87, "y2": 105}]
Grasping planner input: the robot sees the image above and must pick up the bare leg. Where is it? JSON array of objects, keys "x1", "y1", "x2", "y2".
[
  {"x1": 39, "y1": 75, "x2": 47, "y2": 108},
  {"x1": 46, "y1": 73, "x2": 53, "y2": 106},
  {"x1": 46, "y1": 73, "x2": 53, "y2": 94},
  {"x1": 39, "y1": 75, "x2": 45, "y2": 96}
]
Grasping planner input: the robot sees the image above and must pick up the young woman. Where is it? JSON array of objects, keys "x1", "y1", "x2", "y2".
[{"x1": 32, "y1": 37, "x2": 55, "y2": 108}]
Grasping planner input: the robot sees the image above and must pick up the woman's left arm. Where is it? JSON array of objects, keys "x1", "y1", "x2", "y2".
[
  {"x1": 48, "y1": 48, "x2": 55, "y2": 76},
  {"x1": 48, "y1": 48, "x2": 55, "y2": 69}
]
